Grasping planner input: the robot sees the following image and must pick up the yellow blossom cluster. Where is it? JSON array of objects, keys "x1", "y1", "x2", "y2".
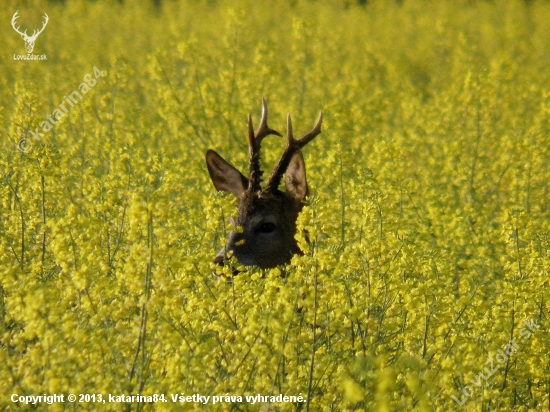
[{"x1": 1, "y1": 0, "x2": 549, "y2": 410}]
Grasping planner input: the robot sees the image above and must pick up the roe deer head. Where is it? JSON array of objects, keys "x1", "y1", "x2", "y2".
[{"x1": 206, "y1": 98, "x2": 322, "y2": 269}]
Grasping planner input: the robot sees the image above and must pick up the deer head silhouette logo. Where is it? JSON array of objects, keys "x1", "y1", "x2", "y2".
[{"x1": 12, "y1": 11, "x2": 49, "y2": 54}]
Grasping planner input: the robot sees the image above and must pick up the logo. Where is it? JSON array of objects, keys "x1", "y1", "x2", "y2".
[{"x1": 12, "y1": 10, "x2": 48, "y2": 60}]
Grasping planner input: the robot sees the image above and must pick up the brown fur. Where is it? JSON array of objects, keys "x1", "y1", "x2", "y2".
[{"x1": 206, "y1": 100, "x2": 322, "y2": 269}]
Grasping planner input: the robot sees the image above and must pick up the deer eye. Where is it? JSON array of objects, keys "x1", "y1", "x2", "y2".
[{"x1": 257, "y1": 222, "x2": 276, "y2": 234}]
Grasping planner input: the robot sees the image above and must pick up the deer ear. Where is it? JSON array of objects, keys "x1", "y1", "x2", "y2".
[
  {"x1": 285, "y1": 151, "x2": 308, "y2": 202},
  {"x1": 206, "y1": 150, "x2": 248, "y2": 198}
]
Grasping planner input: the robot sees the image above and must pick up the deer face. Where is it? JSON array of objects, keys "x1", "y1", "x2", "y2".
[
  {"x1": 206, "y1": 99, "x2": 322, "y2": 270},
  {"x1": 23, "y1": 37, "x2": 38, "y2": 54},
  {"x1": 208, "y1": 152, "x2": 307, "y2": 268}
]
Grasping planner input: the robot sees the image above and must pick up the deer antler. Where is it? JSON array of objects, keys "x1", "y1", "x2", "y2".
[
  {"x1": 11, "y1": 11, "x2": 48, "y2": 40},
  {"x1": 11, "y1": 11, "x2": 28, "y2": 38},
  {"x1": 247, "y1": 98, "x2": 282, "y2": 193},
  {"x1": 264, "y1": 111, "x2": 323, "y2": 194},
  {"x1": 29, "y1": 13, "x2": 49, "y2": 40}
]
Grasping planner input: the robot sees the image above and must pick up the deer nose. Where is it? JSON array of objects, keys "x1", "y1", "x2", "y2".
[
  {"x1": 212, "y1": 248, "x2": 242, "y2": 280},
  {"x1": 213, "y1": 252, "x2": 225, "y2": 266},
  {"x1": 213, "y1": 247, "x2": 232, "y2": 266}
]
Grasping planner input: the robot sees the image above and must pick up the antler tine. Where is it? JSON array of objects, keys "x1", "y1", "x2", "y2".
[
  {"x1": 37, "y1": 13, "x2": 49, "y2": 36},
  {"x1": 255, "y1": 97, "x2": 282, "y2": 142},
  {"x1": 247, "y1": 114, "x2": 259, "y2": 192},
  {"x1": 299, "y1": 111, "x2": 323, "y2": 147},
  {"x1": 264, "y1": 111, "x2": 323, "y2": 193},
  {"x1": 286, "y1": 112, "x2": 293, "y2": 142},
  {"x1": 11, "y1": 11, "x2": 27, "y2": 37},
  {"x1": 30, "y1": 13, "x2": 49, "y2": 39},
  {"x1": 247, "y1": 98, "x2": 282, "y2": 193}
]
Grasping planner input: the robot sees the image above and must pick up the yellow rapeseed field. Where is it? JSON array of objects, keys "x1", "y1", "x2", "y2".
[{"x1": 1, "y1": 0, "x2": 549, "y2": 410}]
